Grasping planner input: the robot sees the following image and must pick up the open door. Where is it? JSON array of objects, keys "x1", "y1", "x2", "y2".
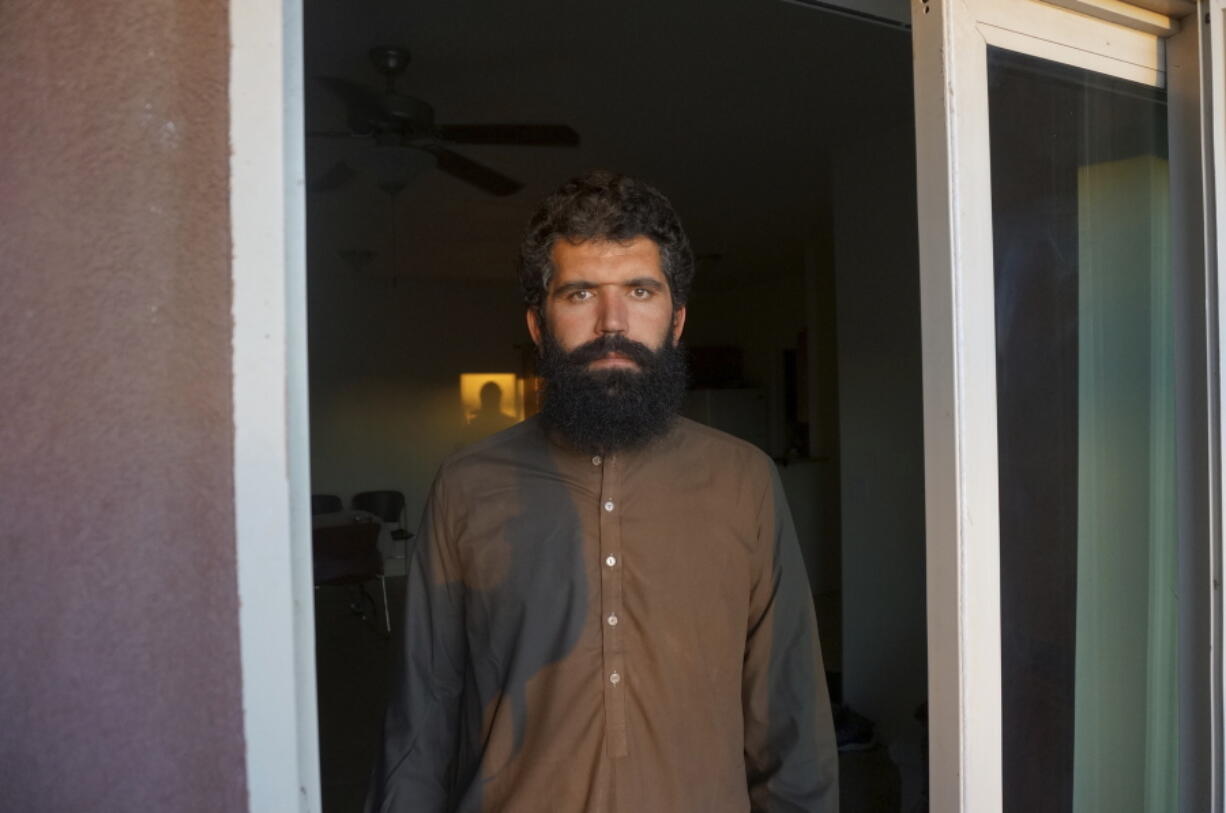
[{"x1": 911, "y1": 0, "x2": 1224, "y2": 809}]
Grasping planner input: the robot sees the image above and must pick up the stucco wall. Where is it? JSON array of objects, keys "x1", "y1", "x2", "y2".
[{"x1": 0, "y1": 2, "x2": 246, "y2": 810}]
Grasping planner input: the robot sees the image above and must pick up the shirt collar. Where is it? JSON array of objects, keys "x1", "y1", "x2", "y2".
[{"x1": 537, "y1": 414, "x2": 686, "y2": 468}]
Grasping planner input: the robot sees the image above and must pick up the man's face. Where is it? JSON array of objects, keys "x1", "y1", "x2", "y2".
[
  {"x1": 526, "y1": 236, "x2": 686, "y2": 366},
  {"x1": 526, "y1": 235, "x2": 690, "y2": 454}
]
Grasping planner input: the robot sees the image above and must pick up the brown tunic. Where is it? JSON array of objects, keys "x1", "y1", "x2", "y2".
[{"x1": 368, "y1": 416, "x2": 837, "y2": 812}]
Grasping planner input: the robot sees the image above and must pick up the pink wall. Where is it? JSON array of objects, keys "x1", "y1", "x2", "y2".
[{"x1": 0, "y1": 1, "x2": 247, "y2": 809}]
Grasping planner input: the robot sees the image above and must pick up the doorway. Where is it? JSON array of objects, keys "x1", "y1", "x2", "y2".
[{"x1": 302, "y1": 2, "x2": 924, "y2": 810}]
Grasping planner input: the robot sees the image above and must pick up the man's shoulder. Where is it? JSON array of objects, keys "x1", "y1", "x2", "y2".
[
  {"x1": 670, "y1": 417, "x2": 775, "y2": 477},
  {"x1": 440, "y1": 417, "x2": 545, "y2": 478},
  {"x1": 431, "y1": 414, "x2": 546, "y2": 490}
]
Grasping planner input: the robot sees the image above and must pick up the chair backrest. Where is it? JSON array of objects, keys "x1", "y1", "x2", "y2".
[
  {"x1": 352, "y1": 490, "x2": 406, "y2": 524},
  {"x1": 312, "y1": 519, "x2": 382, "y2": 586},
  {"x1": 311, "y1": 493, "x2": 343, "y2": 515}
]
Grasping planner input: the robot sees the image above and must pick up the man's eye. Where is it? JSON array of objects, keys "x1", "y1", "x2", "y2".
[
  {"x1": 631, "y1": 288, "x2": 652, "y2": 299},
  {"x1": 569, "y1": 289, "x2": 593, "y2": 302}
]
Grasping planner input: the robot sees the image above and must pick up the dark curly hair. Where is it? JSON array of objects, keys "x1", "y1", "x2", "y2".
[{"x1": 519, "y1": 170, "x2": 695, "y2": 312}]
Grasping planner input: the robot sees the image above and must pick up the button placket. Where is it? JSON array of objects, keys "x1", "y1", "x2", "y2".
[{"x1": 598, "y1": 453, "x2": 628, "y2": 757}]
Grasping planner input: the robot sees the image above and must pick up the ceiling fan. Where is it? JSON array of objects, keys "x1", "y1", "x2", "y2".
[{"x1": 309, "y1": 46, "x2": 580, "y2": 196}]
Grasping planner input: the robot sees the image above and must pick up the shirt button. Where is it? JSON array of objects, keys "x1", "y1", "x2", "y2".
[
  {"x1": 609, "y1": 671, "x2": 621, "y2": 685},
  {"x1": 607, "y1": 613, "x2": 619, "y2": 626},
  {"x1": 605, "y1": 555, "x2": 617, "y2": 567},
  {"x1": 592, "y1": 455, "x2": 602, "y2": 466},
  {"x1": 603, "y1": 500, "x2": 615, "y2": 512}
]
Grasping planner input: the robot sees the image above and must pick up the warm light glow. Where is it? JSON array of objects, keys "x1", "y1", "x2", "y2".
[{"x1": 459, "y1": 373, "x2": 523, "y2": 424}]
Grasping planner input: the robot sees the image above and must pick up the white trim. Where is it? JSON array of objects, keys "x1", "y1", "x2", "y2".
[
  {"x1": 1040, "y1": 0, "x2": 1178, "y2": 38},
  {"x1": 979, "y1": 0, "x2": 1166, "y2": 79},
  {"x1": 1130, "y1": 0, "x2": 1197, "y2": 16},
  {"x1": 911, "y1": 0, "x2": 1004, "y2": 809},
  {"x1": 1168, "y1": 7, "x2": 1223, "y2": 810},
  {"x1": 979, "y1": 22, "x2": 1165, "y2": 84},
  {"x1": 1210, "y1": 0, "x2": 1226, "y2": 807},
  {"x1": 230, "y1": 0, "x2": 319, "y2": 810}
]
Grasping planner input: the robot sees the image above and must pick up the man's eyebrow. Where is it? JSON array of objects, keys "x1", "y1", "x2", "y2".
[
  {"x1": 550, "y1": 277, "x2": 667, "y2": 297},
  {"x1": 551, "y1": 280, "x2": 597, "y2": 296}
]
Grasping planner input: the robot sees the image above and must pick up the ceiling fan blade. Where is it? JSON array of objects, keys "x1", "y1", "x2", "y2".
[
  {"x1": 423, "y1": 147, "x2": 523, "y2": 196},
  {"x1": 314, "y1": 76, "x2": 387, "y2": 127},
  {"x1": 434, "y1": 124, "x2": 580, "y2": 147},
  {"x1": 310, "y1": 161, "x2": 358, "y2": 194}
]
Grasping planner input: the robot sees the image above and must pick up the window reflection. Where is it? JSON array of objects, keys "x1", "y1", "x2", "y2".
[
  {"x1": 988, "y1": 47, "x2": 1174, "y2": 813},
  {"x1": 459, "y1": 373, "x2": 523, "y2": 443}
]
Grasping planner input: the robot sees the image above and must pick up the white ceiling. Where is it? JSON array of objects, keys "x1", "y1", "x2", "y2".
[{"x1": 303, "y1": 0, "x2": 913, "y2": 283}]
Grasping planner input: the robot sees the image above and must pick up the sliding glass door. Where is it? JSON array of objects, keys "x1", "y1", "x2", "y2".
[{"x1": 911, "y1": 0, "x2": 1223, "y2": 809}]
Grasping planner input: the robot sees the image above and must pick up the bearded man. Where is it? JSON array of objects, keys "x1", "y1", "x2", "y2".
[{"x1": 367, "y1": 171, "x2": 838, "y2": 813}]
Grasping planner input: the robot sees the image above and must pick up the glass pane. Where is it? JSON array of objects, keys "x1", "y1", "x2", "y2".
[{"x1": 988, "y1": 48, "x2": 1175, "y2": 813}]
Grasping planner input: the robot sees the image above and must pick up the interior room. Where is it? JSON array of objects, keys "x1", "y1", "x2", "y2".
[{"x1": 303, "y1": 1, "x2": 926, "y2": 810}]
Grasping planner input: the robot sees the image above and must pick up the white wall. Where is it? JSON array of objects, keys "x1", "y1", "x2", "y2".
[
  {"x1": 833, "y1": 129, "x2": 927, "y2": 741},
  {"x1": 686, "y1": 266, "x2": 842, "y2": 617},
  {"x1": 685, "y1": 267, "x2": 808, "y2": 457}
]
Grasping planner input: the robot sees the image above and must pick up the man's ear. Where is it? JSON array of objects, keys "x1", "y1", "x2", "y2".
[
  {"x1": 526, "y1": 307, "x2": 543, "y2": 348},
  {"x1": 671, "y1": 305, "x2": 687, "y2": 343}
]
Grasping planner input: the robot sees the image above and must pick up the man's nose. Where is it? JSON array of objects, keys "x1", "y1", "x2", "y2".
[{"x1": 596, "y1": 293, "x2": 628, "y2": 334}]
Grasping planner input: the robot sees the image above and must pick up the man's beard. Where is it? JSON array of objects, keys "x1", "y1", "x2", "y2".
[{"x1": 536, "y1": 326, "x2": 689, "y2": 455}]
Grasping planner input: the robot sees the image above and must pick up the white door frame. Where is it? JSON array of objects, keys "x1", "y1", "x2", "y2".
[
  {"x1": 912, "y1": 0, "x2": 1224, "y2": 809},
  {"x1": 230, "y1": 0, "x2": 319, "y2": 810},
  {"x1": 1170, "y1": 5, "x2": 1225, "y2": 809},
  {"x1": 911, "y1": 0, "x2": 1004, "y2": 806},
  {"x1": 1207, "y1": 2, "x2": 1226, "y2": 807}
]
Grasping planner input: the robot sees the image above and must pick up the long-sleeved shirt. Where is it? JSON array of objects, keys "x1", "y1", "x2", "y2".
[{"x1": 366, "y1": 416, "x2": 838, "y2": 813}]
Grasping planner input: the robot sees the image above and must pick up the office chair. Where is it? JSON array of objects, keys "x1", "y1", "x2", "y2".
[
  {"x1": 351, "y1": 490, "x2": 413, "y2": 565},
  {"x1": 312, "y1": 516, "x2": 390, "y2": 634},
  {"x1": 311, "y1": 493, "x2": 343, "y2": 515}
]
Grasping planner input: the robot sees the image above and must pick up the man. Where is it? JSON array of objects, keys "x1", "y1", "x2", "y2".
[{"x1": 367, "y1": 171, "x2": 838, "y2": 812}]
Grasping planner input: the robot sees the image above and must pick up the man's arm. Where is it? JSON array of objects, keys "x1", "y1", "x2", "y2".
[
  {"x1": 743, "y1": 461, "x2": 839, "y2": 812},
  {"x1": 366, "y1": 475, "x2": 468, "y2": 813}
]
